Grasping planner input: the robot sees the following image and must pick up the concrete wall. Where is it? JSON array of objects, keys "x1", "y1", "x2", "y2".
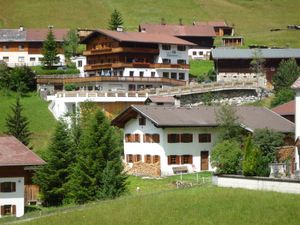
[
  {"x1": 0, "y1": 177, "x2": 24, "y2": 217},
  {"x1": 124, "y1": 116, "x2": 217, "y2": 176},
  {"x1": 213, "y1": 175, "x2": 300, "y2": 194}
]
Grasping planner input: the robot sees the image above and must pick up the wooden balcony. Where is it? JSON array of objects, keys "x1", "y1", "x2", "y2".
[
  {"x1": 84, "y1": 62, "x2": 189, "y2": 71},
  {"x1": 83, "y1": 47, "x2": 159, "y2": 56},
  {"x1": 36, "y1": 75, "x2": 187, "y2": 86}
]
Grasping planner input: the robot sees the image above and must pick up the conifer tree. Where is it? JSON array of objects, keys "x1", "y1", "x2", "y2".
[
  {"x1": 63, "y1": 29, "x2": 79, "y2": 62},
  {"x1": 66, "y1": 109, "x2": 127, "y2": 204},
  {"x1": 33, "y1": 120, "x2": 75, "y2": 206},
  {"x1": 42, "y1": 28, "x2": 59, "y2": 68},
  {"x1": 108, "y1": 9, "x2": 124, "y2": 31},
  {"x1": 5, "y1": 97, "x2": 31, "y2": 146}
]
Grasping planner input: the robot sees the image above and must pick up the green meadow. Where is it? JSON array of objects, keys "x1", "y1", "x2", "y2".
[{"x1": 0, "y1": 0, "x2": 299, "y2": 47}]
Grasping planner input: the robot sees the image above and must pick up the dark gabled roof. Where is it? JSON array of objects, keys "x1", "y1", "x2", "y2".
[
  {"x1": 272, "y1": 100, "x2": 295, "y2": 116},
  {"x1": 0, "y1": 136, "x2": 46, "y2": 167},
  {"x1": 81, "y1": 29, "x2": 196, "y2": 46},
  {"x1": 0, "y1": 28, "x2": 69, "y2": 42},
  {"x1": 139, "y1": 24, "x2": 216, "y2": 37},
  {"x1": 145, "y1": 96, "x2": 175, "y2": 104},
  {"x1": 112, "y1": 105, "x2": 294, "y2": 133},
  {"x1": 212, "y1": 48, "x2": 300, "y2": 59}
]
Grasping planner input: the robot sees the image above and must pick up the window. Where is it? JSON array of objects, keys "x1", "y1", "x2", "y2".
[
  {"x1": 129, "y1": 84, "x2": 136, "y2": 91},
  {"x1": 153, "y1": 155, "x2": 160, "y2": 163},
  {"x1": 177, "y1": 45, "x2": 186, "y2": 51},
  {"x1": 162, "y1": 58, "x2": 171, "y2": 64},
  {"x1": 168, "y1": 155, "x2": 180, "y2": 165},
  {"x1": 129, "y1": 71, "x2": 134, "y2": 77},
  {"x1": 125, "y1": 134, "x2": 140, "y2": 143},
  {"x1": 139, "y1": 117, "x2": 146, "y2": 126},
  {"x1": 171, "y1": 72, "x2": 177, "y2": 79},
  {"x1": 18, "y1": 56, "x2": 25, "y2": 62},
  {"x1": 30, "y1": 57, "x2": 35, "y2": 62},
  {"x1": 19, "y1": 45, "x2": 24, "y2": 51},
  {"x1": 139, "y1": 71, "x2": 144, "y2": 77},
  {"x1": 78, "y1": 60, "x2": 83, "y2": 67},
  {"x1": 162, "y1": 44, "x2": 171, "y2": 50},
  {"x1": 0, "y1": 182, "x2": 16, "y2": 192},
  {"x1": 163, "y1": 72, "x2": 169, "y2": 78},
  {"x1": 152, "y1": 134, "x2": 160, "y2": 143},
  {"x1": 119, "y1": 70, "x2": 123, "y2": 76},
  {"x1": 179, "y1": 73, "x2": 185, "y2": 80},
  {"x1": 181, "y1": 133, "x2": 193, "y2": 143},
  {"x1": 177, "y1": 59, "x2": 186, "y2": 64},
  {"x1": 3, "y1": 56, "x2": 9, "y2": 62},
  {"x1": 199, "y1": 133, "x2": 211, "y2": 143},
  {"x1": 181, "y1": 155, "x2": 193, "y2": 164},
  {"x1": 3, "y1": 45, "x2": 8, "y2": 50},
  {"x1": 199, "y1": 51, "x2": 203, "y2": 55},
  {"x1": 192, "y1": 51, "x2": 197, "y2": 55},
  {"x1": 144, "y1": 154, "x2": 152, "y2": 164},
  {"x1": 38, "y1": 57, "x2": 43, "y2": 62},
  {"x1": 151, "y1": 72, "x2": 155, "y2": 77},
  {"x1": 126, "y1": 154, "x2": 133, "y2": 163},
  {"x1": 143, "y1": 133, "x2": 160, "y2": 143},
  {"x1": 135, "y1": 154, "x2": 142, "y2": 162},
  {"x1": 1, "y1": 205, "x2": 16, "y2": 216},
  {"x1": 168, "y1": 134, "x2": 180, "y2": 143}
]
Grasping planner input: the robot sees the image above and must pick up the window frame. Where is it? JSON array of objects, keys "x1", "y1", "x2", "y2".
[
  {"x1": 177, "y1": 45, "x2": 186, "y2": 51},
  {"x1": 198, "y1": 133, "x2": 211, "y2": 143},
  {"x1": 0, "y1": 182, "x2": 16, "y2": 193},
  {"x1": 168, "y1": 134, "x2": 180, "y2": 143},
  {"x1": 162, "y1": 44, "x2": 171, "y2": 50}
]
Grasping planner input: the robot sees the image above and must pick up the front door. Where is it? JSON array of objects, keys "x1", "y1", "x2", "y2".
[{"x1": 201, "y1": 151, "x2": 209, "y2": 171}]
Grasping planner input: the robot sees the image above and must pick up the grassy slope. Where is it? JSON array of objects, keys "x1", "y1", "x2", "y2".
[
  {"x1": 189, "y1": 60, "x2": 214, "y2": 77},
  {"x1": 0, "y1": 93, "x2": 56, "y2": 153},
  {"x1": 0, "y1": 0, "x2": 299, "y2": 47},
  {"x1": 16, "y1": 186, "x2": 300, "y2": 225}
]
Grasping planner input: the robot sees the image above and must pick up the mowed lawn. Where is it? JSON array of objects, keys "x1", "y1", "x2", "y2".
[
  {"x1": 15, "y1": 185, "x2": 300, "y2": 225},
  {"x1": 0, "y1": 0, "x2": 299, "y2": 47},
  {"x1": 0, "y1": 92, "x2": 56, "y2": 153}
]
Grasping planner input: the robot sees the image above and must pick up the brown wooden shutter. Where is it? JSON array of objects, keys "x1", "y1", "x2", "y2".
[
  {"x1": 189, "y1": 155, "x2": 193, "y2": 164},
  {"x1": 168, "y1": 156, "x2": 171, "y2": 165},
  {"x1": 154, "y1": 155, "x2": 160, "y2": 163},
  {"x1": 0, "y1": 183, "x2": 2, "y2": 192},
  {"x1": 152, "y1": 134, "x2": 160, "y2": 143},
  {"x1": 12, "y1": 182, "x2": 16, "y2": 192},
  {"x1": 1, "y1": 206, "x2": 4, "y2": 216},
  {"x1": 135, "y1": 134, "x2": 140, "y2": 142},
  {"x1": 176, "y1": 155, "x2": 180, "y2": 164},
  {"x1": 144, "y1": 155, "x2": 147, "y2": 163},
  {"x1": 180, "y1": 155, "x2": 184, "y2": 164},
  {"x1": 12, "y1": 205, "x2": 16, "y2": 215},
  {"x1": 143, "y1": 134, "x2": 147, "y2": 143},
  {"x1": 126, "y1": 154, "x2": 129, "y2": 162}
]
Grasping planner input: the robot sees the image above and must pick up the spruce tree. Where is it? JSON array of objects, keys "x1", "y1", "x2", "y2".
[
  {"x1": 66, "y1": 109, "x2": 127, "y2": 204},
  {"x1": 42, "y1": 29, "x2": 59, "y2": 69},
  {"x1": 5, "y1": 97, "x2": 31, "y2": 146},
  {"x1": 33, "y1": 120, "x2": 75, "y2": 206},
  {"x1": 108, "y1": 9, "x2": 124, "y2": 31}
]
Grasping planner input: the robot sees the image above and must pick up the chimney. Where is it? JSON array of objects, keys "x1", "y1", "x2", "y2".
[
  {"x1": 192, "y1": 21, "x2": 196, "y2": 26},
  {"x1": 179, "y1": 18, "x2": 183, "y2": 25},
  {"x1": 48, "y1": 25, "x2": 54, "y2": 30},
  {"x1": 116, "y1": 25, "x2": 123, "y2": 32},
  {"x1": 19, "y1": 25, "x2": 24, "y2": 32},
  {"x1": 161, "y1": 18, "x2": 166, "y2": 25},
  {"x1": 141, "y1": 28, "x2": 146, "y2": 33}
]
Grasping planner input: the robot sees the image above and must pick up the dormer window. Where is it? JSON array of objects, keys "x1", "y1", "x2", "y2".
[{"x1": 139, "y1": 117, "x2": 146, "y2": 126}]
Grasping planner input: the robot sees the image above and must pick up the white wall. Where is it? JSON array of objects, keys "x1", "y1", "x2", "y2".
[
  {"x1": 123, "y1": 116, "x2": 217, "y2": 176},
  {"x1": 71, "y1": 56, "x2": 86, "y2": 77},
  {"x1": 188, "y1": 48, "x2": 211, "y2": 60},
  {"x1": 157, "y1": 44, "x2": 189, "y2": 64},
  {"x1": 295, "y1": 90, "x2": 300, "y2": 170},
  {"x1": 213, "y1": 176, "x2": 300, "y2": 194},
  {"x1": 0, "y1": 177, "x2": 24, "y2": 218}
]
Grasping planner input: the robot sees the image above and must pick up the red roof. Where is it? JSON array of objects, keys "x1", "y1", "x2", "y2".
[
  {"x1": 292, "y1": 77, "x2": 300, "y2": 89},
  {"x1": 82, "y1": 29, "x2": 196, "y2": 45},
  {"x1": 272, "y1": 100, "x2": 295, "y2": 116},
  {"x1": 139, "y1": 24, "x2": 216, "y2": 37},
  {"x1": 26, "y1": 28, "x2": 69, "y2": 42},
  {"x1": 0, "y1": 136, "x2": 45, "y2": 167}
]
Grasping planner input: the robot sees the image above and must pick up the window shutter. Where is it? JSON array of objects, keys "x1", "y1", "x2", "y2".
[
  {"x1": 189, "y1": 155, "x2": 193, "y2": 164},
  {"x1": 0, "y1": 183, "x2": 2, "y2": 192},
  {"x1": 152, "y1": 134, "x2": 160, "y2": 143},
  {"x1": 168, "y1": 156, "x2": 171, "y2": 165},
  {"x1": 143, "y1": 134, "x2": 147, "y2": 143},
  {"x1": 144, "y1": 155, "x2": 147, "y2": 163},
  {"x1": 155, "y1": 155, "x2": 160, "y2": 163},
  {"x1": 135, "y1": 134, "x2": 140, "y2": 142},
  {"x1": 12, "y1": 182, "x2": 16, "y2": 192},
  {"x1": 133, "y1": 155, "x2": 137, "y2": 162},
  {"x1": 176, "y1": 156, "x2": 180, "y2": 164},
  {"x1": 12, "y1": 205, "x2": 16, "y2": 215},
  {"x1": 126, "y1": 154, "x2": 129, "y2": 162},
  {"x1": 1, "y1": 206, "x2": 4, "y2": 216},
  {"x1": 180, "y1": 155, "x2": 184, "y2": 164}
]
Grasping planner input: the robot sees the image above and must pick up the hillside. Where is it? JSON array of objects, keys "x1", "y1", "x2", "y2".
[{"x1": 0, "y1": 0, "x2": 300, "y2": 47}]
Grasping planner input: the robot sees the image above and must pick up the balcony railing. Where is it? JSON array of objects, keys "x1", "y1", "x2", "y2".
[
  {"x1": 84, "y1": 62, "x2": 189, "y2": 71},
  {"x1": 36, "y1": 75, "x2": 187, "y2": 86},
  {"x1": 83, "y1": 47, "x2": 159, "y2": 56}
]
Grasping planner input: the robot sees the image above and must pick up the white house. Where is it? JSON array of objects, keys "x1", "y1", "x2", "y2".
[
  {"x1": 0, "y1": 136, "x2": 45, "y2": 218},
  {"x1": 0, "y1": 27, "x2": 68, "y2": 67},
  {"x1": 112, "y1": 105, "x2": 294, "y2": 176}
]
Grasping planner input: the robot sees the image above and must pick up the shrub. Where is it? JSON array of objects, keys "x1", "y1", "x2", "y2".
[
  {"x1": 270, "y1": 88, "x2": 295, "y2": 107},
  {"x1": 64, "y1": 83, "x2": 77, "y2": 91},
  {"x1": 242, "y1": 135, "x2": 262, "y2": 176},
  {"x1": 211, "y1": 140, "x2": 243, "y2": 174}
]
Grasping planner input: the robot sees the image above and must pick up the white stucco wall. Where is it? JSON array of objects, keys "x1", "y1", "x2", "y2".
[
  {"x1": 123, "y1": 116, "x2": 217, "y2": 176},
  {"x1": 295, "y1": 89, "x2": 300, "y2": 170},
  {"x1": 157, "y1": 44, "x2": 189, "y2": 64},
  {"x1": 71, "y1": 56, "x2": 86, "y2": 77},
  {"x1": 188, "y1": 48, "x2": 211, "y2": 60},
  {"x1": 213, "y1": 176, "x2": 300, "y2": 194},
  {"x1": 0, "y1": 177, "x2": 24, "y2": 218}
]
